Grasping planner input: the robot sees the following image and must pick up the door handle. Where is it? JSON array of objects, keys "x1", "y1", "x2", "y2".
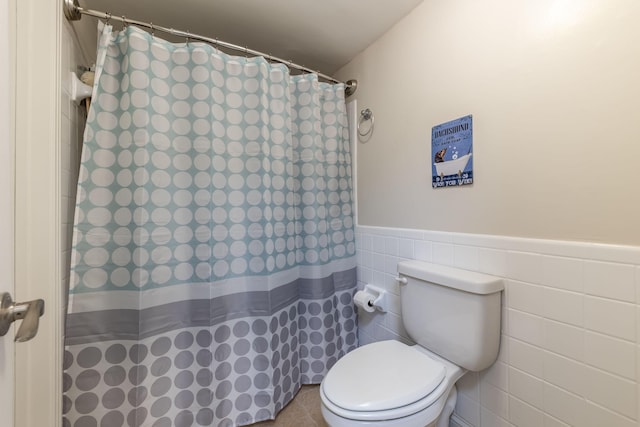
[{"x1": 0, "y1": 292, "x2": 45, "y2": 342}]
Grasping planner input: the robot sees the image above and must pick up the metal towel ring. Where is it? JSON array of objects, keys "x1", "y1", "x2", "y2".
[{"x1": 357, "y1": 108, "x2": 374, "y2": 137}]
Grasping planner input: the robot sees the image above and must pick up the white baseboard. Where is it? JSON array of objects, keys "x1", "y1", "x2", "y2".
[{"x1": 450, "y1": 413, "x2": 474, "y2": 427}]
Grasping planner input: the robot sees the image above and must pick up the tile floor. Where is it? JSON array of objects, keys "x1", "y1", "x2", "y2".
[{"x1": 253, "y1": 385, "x2": 329, "y2": 427}]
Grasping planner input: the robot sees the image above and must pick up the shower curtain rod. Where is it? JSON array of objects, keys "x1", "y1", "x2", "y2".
[{"x1": 63, "y1": 0, "x2": 358, "y2": 96}]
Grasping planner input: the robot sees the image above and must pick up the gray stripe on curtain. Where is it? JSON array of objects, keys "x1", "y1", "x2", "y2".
[{"x1": 66, "y1": 267, "x2": 356, "y2": 345}]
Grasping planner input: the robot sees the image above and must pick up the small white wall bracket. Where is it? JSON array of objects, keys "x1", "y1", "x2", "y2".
[{"x1": 70, "y1": 72, "x2": 92, "y2": 104}]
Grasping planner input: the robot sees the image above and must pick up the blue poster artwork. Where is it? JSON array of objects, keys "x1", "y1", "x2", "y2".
[{"x1": 431, "y1": 115, "x2": 473, "y2": 189}]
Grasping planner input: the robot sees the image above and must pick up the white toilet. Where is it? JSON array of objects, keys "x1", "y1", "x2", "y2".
[{"x1": 320, "y1": 260, "x2": 504, "y2": 427}]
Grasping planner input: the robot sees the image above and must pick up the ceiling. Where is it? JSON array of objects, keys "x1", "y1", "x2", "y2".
[{"x1": 76, "y1": 0, "x2": 424, "y2": 76}]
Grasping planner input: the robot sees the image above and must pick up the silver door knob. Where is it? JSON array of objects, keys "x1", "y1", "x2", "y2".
[{"x1": 0, "y1": 292, "x2": 45, "y2": 342}]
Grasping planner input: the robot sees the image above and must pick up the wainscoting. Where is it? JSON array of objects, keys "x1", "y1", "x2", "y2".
[{"x1": 355, "y1": 225, "x2": 640, "y2": 427}]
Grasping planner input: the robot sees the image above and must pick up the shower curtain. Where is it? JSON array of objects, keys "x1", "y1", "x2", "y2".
[{"x1": 63, "y1": 25, "x2": 357, "y2": 427}]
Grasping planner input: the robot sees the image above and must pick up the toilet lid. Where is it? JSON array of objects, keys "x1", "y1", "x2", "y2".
[{"x1": 322, "y1": 340, "x2": 445, "y2": 412}]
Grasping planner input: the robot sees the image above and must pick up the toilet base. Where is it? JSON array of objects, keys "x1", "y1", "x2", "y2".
[
  {"x1": 436, "y1": 386, "x2": 457, "y2": 427},
  {"x1": 321, "y1": 404, "x2": 436, "y2": 427}
]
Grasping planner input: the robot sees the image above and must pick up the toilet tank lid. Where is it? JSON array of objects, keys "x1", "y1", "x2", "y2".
[{"x1": 397, "y1": 261, "x2": 504, "y2": 295}]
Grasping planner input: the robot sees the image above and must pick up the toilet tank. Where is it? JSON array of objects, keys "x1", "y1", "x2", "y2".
[{"x1": 397, "y1": 260, "x2": 503, "y2": 372}]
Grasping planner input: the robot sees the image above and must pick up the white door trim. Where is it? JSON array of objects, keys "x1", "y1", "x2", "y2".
[
  {"x1": 13, "y1": 0, "x2": 63, "y2": 425},
  {"x1": 1, "y1": 0, "x2": 15, "y2": 423}
]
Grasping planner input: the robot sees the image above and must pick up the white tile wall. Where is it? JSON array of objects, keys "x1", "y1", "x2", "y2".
[
  {"x1": 61, "y1": 21, "x2": 89, "y2": 311},
  {"x1": 355, "y1": 225, "x2": 640, "y2": 427}
]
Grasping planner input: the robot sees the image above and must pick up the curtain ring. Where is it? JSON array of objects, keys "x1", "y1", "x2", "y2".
[
  {"x1": 105, "y1": 12, "x2": 111, "y2": 24},
  {"x1": 150, "y1": 22, "x2": 154, "y2": 36},
  {"x1": 121, "y1": 16, "x2": 128, "y2": 28},
  {"x1": 358, "y1": 108, "x2": 374, "y2": 137}
]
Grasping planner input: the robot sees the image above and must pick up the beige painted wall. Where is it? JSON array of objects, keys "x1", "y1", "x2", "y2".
[{"x1": 336, "y1": 0, "x2": 640, "y2": 245}]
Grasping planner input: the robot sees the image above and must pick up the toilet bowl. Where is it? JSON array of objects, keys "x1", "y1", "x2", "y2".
[
  {"x1": 321, "y1": 261, "x2": 504, "y2": 427},
  {"x1": 320, "y1": 340, "x2": 464, "y2": 427}
]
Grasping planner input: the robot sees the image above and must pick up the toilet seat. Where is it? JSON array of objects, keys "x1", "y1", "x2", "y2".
[{"x1": 321, "y1": 340, "x2": 448, "y2": 421}]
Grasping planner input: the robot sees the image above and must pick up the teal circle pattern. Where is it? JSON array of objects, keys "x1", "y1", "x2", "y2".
[{"x1": 70, "y1": 26, "x2": 355, "y2": 294}]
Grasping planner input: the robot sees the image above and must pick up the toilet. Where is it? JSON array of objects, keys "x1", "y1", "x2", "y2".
[{"x1": 320, "y1": 260, "x2": 504, "y2": 427}]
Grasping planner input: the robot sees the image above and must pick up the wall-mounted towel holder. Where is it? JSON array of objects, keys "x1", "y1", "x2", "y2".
[{"x1": 357, "y1": 108, "x2": 374, "y2": 140}]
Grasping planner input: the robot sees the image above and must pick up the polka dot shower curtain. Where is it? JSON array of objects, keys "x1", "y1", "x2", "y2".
[{"x1": 63, "y1": 24, "x2": 357, "y2": 427}]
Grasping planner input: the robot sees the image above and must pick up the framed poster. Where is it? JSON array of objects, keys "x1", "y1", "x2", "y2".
[{"x1": 431, "y1": 115, "x2": 473, "y2": 188}]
